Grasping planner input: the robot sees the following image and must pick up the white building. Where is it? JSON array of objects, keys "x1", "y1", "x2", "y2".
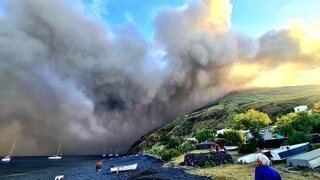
[{"x1": 294, "y1": 105, "x2": 308, "y2": 112}]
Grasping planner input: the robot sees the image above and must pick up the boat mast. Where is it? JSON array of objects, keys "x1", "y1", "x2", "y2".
[
  {"x1": 57, "y1": 143, "x2": 62, "y2": 156},
  {"x1": 8, "y1": 138, "x2": 16, "y2": 157}
]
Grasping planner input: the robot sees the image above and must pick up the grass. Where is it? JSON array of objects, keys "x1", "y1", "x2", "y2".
[
  {"x1": 163, "y1": 149, "x2": 320, "y2": 180},
  {"x1": 189, "y1": 163, "x2": 320, "y2": 180}
]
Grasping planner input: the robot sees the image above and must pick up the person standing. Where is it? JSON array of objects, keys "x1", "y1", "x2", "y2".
[
  {"x1": 255, "y1": 154, "x2": 281, "y2": 180},
  {"x1": 96, "y1": 160, "x2": 103, "y2": 174}
]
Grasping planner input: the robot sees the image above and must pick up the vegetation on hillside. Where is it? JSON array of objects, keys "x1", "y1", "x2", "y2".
[{"x1": 128, "y1": 85, "x2": 320, "y2": 155}]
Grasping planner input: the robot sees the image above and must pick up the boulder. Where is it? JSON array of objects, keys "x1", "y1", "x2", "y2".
[{"x1": 184, "y1": 152, "x2": 233, "y2": 167}]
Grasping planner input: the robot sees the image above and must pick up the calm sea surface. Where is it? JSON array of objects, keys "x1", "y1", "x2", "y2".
[{"x1": 0, "y1": 155, "x2": 104, "y2": 177}]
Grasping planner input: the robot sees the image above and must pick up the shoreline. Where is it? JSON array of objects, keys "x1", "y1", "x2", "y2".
[{"x1": 1, "y1": 155, "x2": 210, "y2": 180}]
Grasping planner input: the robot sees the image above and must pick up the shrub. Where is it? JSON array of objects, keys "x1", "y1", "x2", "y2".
[
  {"x1": 238, "y1": 139, "x2": 257, "y2": 154},
  {"x1": 195, "y1": 129, "x2": 215, "y2": 142},
  {"x1": 219, "y1": 130, "x2": 245, "y2": 146},
  {"x1": 311, "y1": 102, "x2": 320, "y2": 113},
  {"x1": 159, "y1": 149, "x2": 181, "y2": 161},
  {"x1": 204, "y1": 160, "x2": 216, "y2": 167},
  {"x1": 166, "y1": 136, "x2": 184, "y2": 149},
  {"x1": 286, "y1": 131, "x2": 312, "y2": 145},
  {"x1": 178, "y1": 141, "x2": 195, "y2": 153},
  {"x1": 160, "y1": 135, "x2": 170, "y2": 144},
  {"x1": 159, "y1": 136, "x2": 184, "y2": 149}
]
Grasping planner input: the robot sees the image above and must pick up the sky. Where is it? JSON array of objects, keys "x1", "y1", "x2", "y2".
[
  {"x1": 1, "y1": 0, "x2": 320, "y2": 37},
  {"x1": 0, "y1": 0, "x2": 319, "y2": 155},
  {"x1": 78, "y1": 0, "x2": 320, "y2": 38}
]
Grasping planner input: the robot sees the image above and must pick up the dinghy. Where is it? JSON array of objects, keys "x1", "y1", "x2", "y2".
[
  {"x1": 2, "y1": 139, "x2": 16, "y2": 162},
  {"x1": 224, "y1": 146, "x2": 238, "y2": 151},
  {"x1": 270, "y1": 142, "x2": 309, "y2": 161},
  {"x1": 49, "y1": 143, "x2": 62, "y2": 160},
  {"x1": 238, "y1": 153, "x2": 262, "y2": 164},
  {"x1": 110, "y1": 163, "x2": 138, "y2": 173}
]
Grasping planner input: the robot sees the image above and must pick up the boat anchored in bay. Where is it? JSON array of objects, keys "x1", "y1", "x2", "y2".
[
  {"x1": 2, "y1": 138, "x2": 16, "y2": 162},
  {"x1": 49, "y1": 143, "x2": 62, "y2": 160}
]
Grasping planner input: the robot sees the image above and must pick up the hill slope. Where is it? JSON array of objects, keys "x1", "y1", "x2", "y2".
[{"x1": 128, "y1": 85, "x2": 320, "y2": 154}]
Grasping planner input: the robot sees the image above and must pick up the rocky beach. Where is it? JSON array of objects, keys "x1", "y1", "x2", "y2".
[{"x1": 1, "y1": 155, "x2": 210, "y2": 180}]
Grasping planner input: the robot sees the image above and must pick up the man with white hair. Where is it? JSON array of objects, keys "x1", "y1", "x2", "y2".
[{"x1": 255, "y1": 154, "x2": 281, "y2": 180}]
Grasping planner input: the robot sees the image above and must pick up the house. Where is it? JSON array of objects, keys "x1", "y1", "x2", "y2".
[{"x1": 294, "y1": 105, "x2": 308, "y2": 112}]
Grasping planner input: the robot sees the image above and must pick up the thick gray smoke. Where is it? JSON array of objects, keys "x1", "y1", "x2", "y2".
[{"x1": 0, "y1": 0, "x2": 309, "y2": 155}]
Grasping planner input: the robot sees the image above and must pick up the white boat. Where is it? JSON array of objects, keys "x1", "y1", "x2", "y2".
[
  {"x1": 115, "y1": 149, "x2": 119, "y2": 157},
  {"x1": 238, "y1": 153, "x2": 262, "y2": 164},
  {"x1": 49, "y1": 143, "x2": 62, "y2": 160},
  {"x1": 270, "y1": 142, "x2": 309, "y2": 161},
  {"x1": 2, "y1": 139, "x2": 16, "y2": 162},
  {"x1": 102, "y1": 147, "x2": 106, "y2": 157},
  {"x1": 224, "y1": 146, "x2": 239, "y2": 151},
  {"x1": 110, "y1": 163, "x2": 138, "y2": 173},
  {"x1": 108, "y1": 149, "x2": 113, "y2": 157}
]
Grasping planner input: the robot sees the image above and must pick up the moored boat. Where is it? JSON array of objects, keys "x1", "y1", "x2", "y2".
[
  {"x1": 1, "y1": 139, "x2": 16, "y2": 162},
  {"x1": 48, "y1": 143, "x2": 62, "y2": 160}
]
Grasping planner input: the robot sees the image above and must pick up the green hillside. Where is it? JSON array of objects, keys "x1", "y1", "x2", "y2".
[{"x1": 128, "y1": 85, "x2": 320, "y2": 154}]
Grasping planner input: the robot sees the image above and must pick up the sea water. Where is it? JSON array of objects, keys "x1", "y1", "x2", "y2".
[{"x1": 0, "y1": 155, "x2": 103, "y2": 177}]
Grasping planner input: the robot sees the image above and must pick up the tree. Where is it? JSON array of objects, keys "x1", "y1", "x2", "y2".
[
  {"x1": 275, "y1": 112, "x2": 314, "y2": 136},
  {"x1": 219, "y1": 129, "x2": 245, "y2": 146},
  {"x1": 234, "y1": 109, "x2": 271, "y2": 143},
  {"x1": 234, "y1": 109, "x2": 271, "y2": 131}
]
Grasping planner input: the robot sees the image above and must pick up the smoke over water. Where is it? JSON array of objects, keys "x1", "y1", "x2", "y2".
[{"x1": 0, "y1": 0, "x2": 319, "y2": 155}]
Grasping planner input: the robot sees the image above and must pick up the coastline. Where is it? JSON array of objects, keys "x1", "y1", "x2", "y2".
[{"x1": 1, "y1": 155, "x2": 210, "y2": 180}]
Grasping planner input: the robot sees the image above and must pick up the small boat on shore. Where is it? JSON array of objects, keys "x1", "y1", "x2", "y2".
[
  {"x1": 270, "y1": 142, "x2": 309, "y2": 161},
  {"x1": 238, "y1": 153, "x2": 262, "y2": 164},
  {"x1": 2, "y1": 139, "x2": 16, "y2": 162},
  {"x1": 224, "y1": 146, "x2": 238, "y2": 151},
  {"x1": 49, "y1": 143, "x2": 62, "y2": 160},
  {"x1": 110, "y1": 163, "x2": 138, "y2": 173}
]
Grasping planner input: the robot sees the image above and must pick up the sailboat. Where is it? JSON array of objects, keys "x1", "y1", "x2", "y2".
[
  {"x1": 48, "y1": 143, "x2": 62, "y2": 160},
  {"x1": 102, "y1": 147, "x2": 106, "y2": 157},
  {"x1": 2, "y1": 139, "x2": 16, "y2": 162},
  {"x1": 108, "y1": 149, "x2": 113, "y2": 157},
  {"x1": 115, "y1": 149, "x2": 119, "y2": 157}
]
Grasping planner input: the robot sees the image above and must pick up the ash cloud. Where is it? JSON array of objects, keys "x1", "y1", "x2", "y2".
[{"x1": 0, "y1": 0, "x2": 316, "y2": 155}]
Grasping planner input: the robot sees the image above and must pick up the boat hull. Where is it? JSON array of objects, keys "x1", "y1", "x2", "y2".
[
  {"x1": 1, "y1": 157, "x2": 11, "y2": 162},
  {"x1": 111, "y1": 163, "x2": 138, "y2": 173},
  {"x1": 270, "y1": 142, "x2": 309, "y2": 161},
  {"x1": 238, "y1": 153, "x2": 262, "y2": 164},
  {"x1": 48, "y1": 156, "x2": 62, "y2": 160}
]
